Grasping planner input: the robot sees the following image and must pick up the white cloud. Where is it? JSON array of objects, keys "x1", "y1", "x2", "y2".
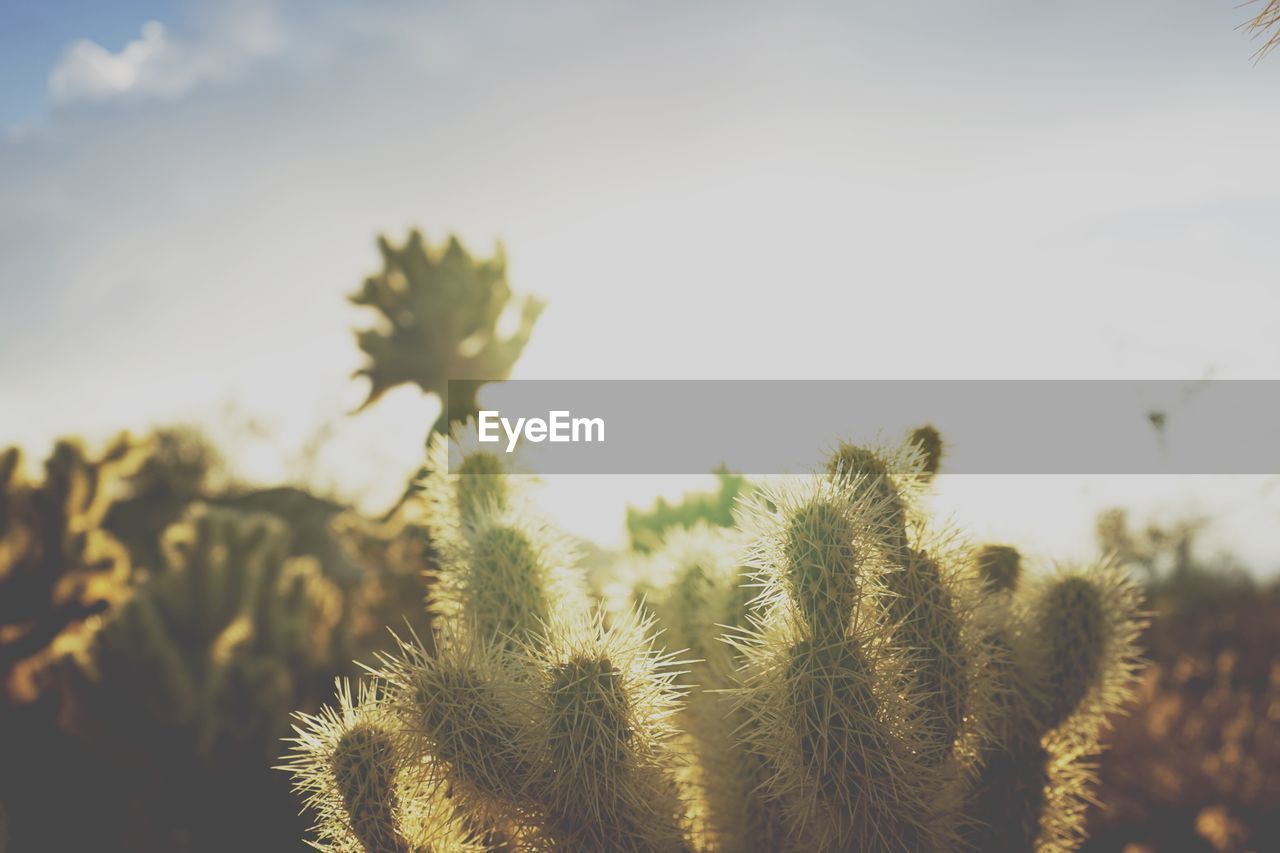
[{"x1": 47, "y1": 1, "x2": 286, "y2": 104}]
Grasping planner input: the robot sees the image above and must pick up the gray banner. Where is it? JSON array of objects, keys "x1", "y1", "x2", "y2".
[{"x1": 449, "y1": 380, "x2": 1280, "y2": 474}]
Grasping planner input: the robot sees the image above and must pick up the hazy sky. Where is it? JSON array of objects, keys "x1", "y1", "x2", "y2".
[{"x1": 2, "y1": 1, "x2": 1278, "y2": 563}]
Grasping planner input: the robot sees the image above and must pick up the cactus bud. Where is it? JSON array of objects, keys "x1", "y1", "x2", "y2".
[
  {"x1": 975, "y1": 544, "x2": 1022, "y2": 594},
  {"x1": 280, "y1": 676, "x2": 471, "y2": 850},
  {"x1": 907, "y1": 424, "x2": 944, "y2": 481}
]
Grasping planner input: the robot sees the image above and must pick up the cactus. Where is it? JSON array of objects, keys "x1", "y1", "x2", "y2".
[
  {"x1": 61, "y1": 505, "x2": 345, "y2": 764},
  {"x1": 965, "y1": 554, "x2": 1145, "y2": 852},
  {"x1": 907, "y1": 424, "x2": 944, "y2": 482},
  {"x1": 975, "y1": 543, "x2": 1022, "y2": 594},
  {"x1": 349, "y1": 229, "x2": 545, "y2": 434},
  {"x1": 0, "y1": 435, "x2": 144, "y2": 702},
  {"x1": 531, "y1": 608, "x2": 689, "y2": 851},
  {"x1": 727, "y1": 473, "x2": 963, "y2": 851},
  {"x1": 282, "y1": 427, "x2": 1146, "y2": 852},
  {"x1": 281, "y1": 678, "x2": 481, "y2": 852}
]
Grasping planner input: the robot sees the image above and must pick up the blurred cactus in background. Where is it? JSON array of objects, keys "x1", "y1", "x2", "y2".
[
  {"x1": 1082, "y1": 513, "x2": 1280, "y2": 852},
  {"x1": 626, "y1": 468, "x2": 748, "y2": 553},
  {"x1": 349, "y1": 229, "x2": 545, "y2": 435},
  {"x1": 60, "y1": 505, "x2": 343, "y2": 763},
  {"x1": 282, "y1": 427, "x2": 1148, "y2": 852},
  {"x1": 0, "y1": 435, "x2": 145, "y2": 703},
  {"x1": 0, "y1": 427, "x2": 439, "y2": 851}
]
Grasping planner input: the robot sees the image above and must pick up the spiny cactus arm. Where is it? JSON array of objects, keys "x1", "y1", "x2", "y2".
[
  {"x1": 823, "y1": 444, "x2": 917, "y2": 558},
  {"x1": 964, "y1": 558, "x2": 1146, "y2": 852},
  {"x1": 823, "y1": 437, "x2": 989, "y2": 770},
  {"x1": 959, "y1": 594, "x2": 1051, "y2": 851},
  {"x1": 280, "y1": 678, "x2": 481, "y2": 853},
  {"x1": 728, "y1": 475, "x2": 954, "y2": 851},
  {"x1": 376, "y1": 628, "x2": 545, "y2": 837},
  {"x1": 455, "y1": 504, "x2": 586, "y2": 637},
  {"x1": 414, "y1": 430, "x2": 518, "y2": 543},
  {"x1": 735, "y1": 475, "x2": 891, "y2": 644},
  {"x1": 446, "y1": 509, "x2": 586, "y2": 645},
  {"x1": 1023, "y1": 559, "x2": 1146, "y2": 738},
  {"x1": 416, "y1": 433, "x2": 586, "y2": 647},
  {"x1": 727, "y1": 607, "x2": 950, "y2": 852},
  {"x1": 880, "y1": 537, "x2": 986, "y2": 769},
  {"x1": 529, "y1": 607, "x2": 691, "y2": 852}
]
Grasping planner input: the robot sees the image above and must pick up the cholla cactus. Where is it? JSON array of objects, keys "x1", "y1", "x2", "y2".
[
  {"x1": 281, "y1": 678, "x2": 481, "y2": 852},
  {"x1": 0, "y1": 435, "x2": 144, "y2": 701},
  {"x1": 531, "y1": 608, "x2": 689, "y2": 851},
  {"x1": 727, "y1": 473, "x2": 964, "y2": 851},
  {"x1": 282, "y1": 427, "x2": 1146, "y2": 852},
  {"x1": 349, "y1": 229, "x2": 545, "y2": 433},
  {"x1": 965, "y1": 555, "x2": 1145, "y2": 852},
  {"x1": 975, "y1": 543, "x2": 1022, "y2": 594},
  {"x1": 66, "y1": 505, "x2": 344, "y2": 762}
]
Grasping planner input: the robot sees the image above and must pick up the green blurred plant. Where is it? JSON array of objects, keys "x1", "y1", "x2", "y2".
[
  {"x1": 349, "y1": 229, "x2": 545, "y2": 435},
  {"x1": 283, "y1": 427, "x2": 1147, "y2": 852},
  {"x1": 626, "y1": 469, "x2": 748, "y2": 554}
]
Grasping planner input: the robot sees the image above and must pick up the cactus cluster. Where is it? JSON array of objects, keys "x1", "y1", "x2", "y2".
[
  {"x1": 349, "y1": 230, "x2": 545, "y2": 434},
  {"x1": 0, "y1": 428, "x2": 451, "y2": 850},
  {"x1": 282, "y1": 427, "x2": 1146, "y2": 851},
  {"x1": 59, "y1": 505, "x2": 346, "y2": 763},
  {"x1": 0, "y1": 435, "x2": 144, "y2": 702}
]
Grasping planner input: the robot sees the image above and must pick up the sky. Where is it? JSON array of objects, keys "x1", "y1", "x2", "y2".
[{"x1": 2, "y1": 0, "x2": 1279, "y2": 566}]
